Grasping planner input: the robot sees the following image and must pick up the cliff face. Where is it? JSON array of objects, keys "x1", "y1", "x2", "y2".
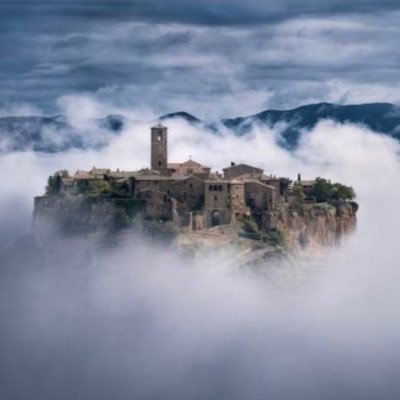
[
  {"x1": 270, "y1": 201, "x2": 357, "y2": 251},
  {"x1": 33, "y1": 194, "x2": 357, "y2": 259}
]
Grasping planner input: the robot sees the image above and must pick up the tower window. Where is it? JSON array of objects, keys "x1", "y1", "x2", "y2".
[
  {"x1": 158, "y1": 161, "x2": 162, "y2": 167},
  {"x1": 157, "y1": 133, "x2": 162, "y2": 141}
]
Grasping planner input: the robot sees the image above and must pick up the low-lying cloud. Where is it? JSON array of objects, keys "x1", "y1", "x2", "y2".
[{"x1": 1, "y1": 107, "x2": 400, "y2": 399}]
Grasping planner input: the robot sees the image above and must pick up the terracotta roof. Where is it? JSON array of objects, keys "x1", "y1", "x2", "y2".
[
  {"x1": 136, "y1": 175, "x2": 184, "y2": 181},
  {"x1": 136, "y1": 168, "x2": 161, "y2": 175},
  {"x1": 171, "y1": 175, "x2": 205, "y2": 185},
  {"x1": 62, "y1": 178, "x2": 74, "y2": 186},
  {"x1": 243, "y1": 179, "x2": 276, "y2": 190},
  {"x1": 223, "y1": 163, "x2": 263, "y2": 172},
  {"x1": 73, "y1": 172, "x2": 96, "y2": 180},
  {"x1": 181, "y1": 159, "x2": 202, "y2": 167},
  {"x1": 90, "y1": 168, "x2": 110, "y2": 175}
]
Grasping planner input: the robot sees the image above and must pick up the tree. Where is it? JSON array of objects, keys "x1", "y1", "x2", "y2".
[
  {"x1": 279, "y1": 178, "x2": 292, "y2": 196},
  {"x1": 292, "y1": 185, "x2": 305, "y2": 203},
  {"x1": 332, "y1": 183, "x2": 356, "y2": 201},
  {"x1": 46, "y1": 171, "x2": 64, "y2": 195},
  {"x1": 311, "y1": 177, "x2": 334, "y2": 203},
  {"x1": 312, "y1": 177, "x2": 356, "y2": 202}
]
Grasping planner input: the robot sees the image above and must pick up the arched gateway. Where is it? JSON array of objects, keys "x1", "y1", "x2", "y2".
[{"x1": 211, "y1": 210, "x2": 221, "y2": 226}]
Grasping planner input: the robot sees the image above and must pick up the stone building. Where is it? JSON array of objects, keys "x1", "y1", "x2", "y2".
[
  {"x1": 151, "y1": 124, "x2": 168, "y2": 172},
  {"x1": 294, "y1": 174, "x2": 315, "y2": 197},
  {"x1": 204, "y1": 181, "x2": 232, "y2": 226},
  {"x1": 62, "y1": 124, "x2": 298, "y2": 230},
  {"x1": 223, "y1": 163, "x2": 263, "y2": 180}
]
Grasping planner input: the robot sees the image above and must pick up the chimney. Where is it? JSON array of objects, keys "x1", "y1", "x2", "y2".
[
  {"x1": 297, "y1": 173, "x2": 301, "y2": 181},
  {"x1": 231, "y1": 161, "x2": 235, "y2": 166}
]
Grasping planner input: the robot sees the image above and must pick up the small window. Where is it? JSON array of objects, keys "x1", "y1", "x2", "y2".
[
  {"x1": 209, "y1": 185, "x2": 213, "y2": 191},
  {"x1": 213, "y1": 185, "x2": 218, "y2": 191},
  {"x1": 214, "y1": 195, "x2": 218, "y2": 201},
  {"x1": 158, "y1": 161, "x2": 162, "y2": 167},
  {"x1": 189, "y1": 183, "x2": 193, "y2": 188},
  {"x1": 218, "y1": 185, "x2": 223, "y2": 191},
  {"x1": 157, "y1": 133, "x2": 162, "y2": 141}
]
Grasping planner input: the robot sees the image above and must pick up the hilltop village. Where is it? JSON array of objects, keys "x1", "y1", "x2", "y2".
[
  {"x1": 34, "y1": 124, "x2": 357, "y2": 252},
  {"x1": 42, "y1": 124, "x2": 317, "y2": 229}
]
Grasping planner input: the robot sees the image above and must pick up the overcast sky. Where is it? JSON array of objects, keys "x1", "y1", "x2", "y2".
[{"x1": 1, "y1": 0, "x2": 400, "y2": 118}]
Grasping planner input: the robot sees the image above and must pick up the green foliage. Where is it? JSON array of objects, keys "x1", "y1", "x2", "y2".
[
  {"x1": 311, "y1": 177, "x2": 334, "y2": 202},
  {"x1": 331, "y1": 183, "x2": 356, "y2": 201},
  {"x1": 78, "y1": 180, "x2": 112, "y2": 196},
  {"x1": 311, "y1": 177, "x2": 356, "y2": 203},
  {"x1": 266, "y1": 228, "x2": 285, "y2": 246},
  {"x1": 279, "y1": 177, "x2": 292, "y2": 195},
  {"x1": 350, "y1": 201, "x2": 359, "y2": 213},
  {"x1": 292, "y1": 185, "x2": 305, "y2": 203},
  {"x1": 46, "y1": 171, "x2": 63, "y2": 195},
  {"x1": 58, "y1": 170, "x2": 70, "y2": 178},
  {"x1": 240, "y1": 215, "x2": 261, "y2": 235}
]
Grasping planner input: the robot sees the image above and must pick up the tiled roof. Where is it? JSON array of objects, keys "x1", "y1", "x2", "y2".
[{"x1": 223, "y1": 163, "x2": 263, "y2": 172}]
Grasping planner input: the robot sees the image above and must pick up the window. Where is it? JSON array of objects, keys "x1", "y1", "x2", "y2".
[
  {"x1": 157, "y1": 133, "x2": 162, "y2": 141},
  {"x1": 158, "y1": 161, "x2": 162, "y2": 167},
  {"x1": 218, "y1": 185, "x2": 223, "y2": 191},
  {"x1": 214, "y1": 195, "x2": 218, "y2": 201},
  {"x1": 209, "y1": 185, "x2": 213, "y2": 191}
]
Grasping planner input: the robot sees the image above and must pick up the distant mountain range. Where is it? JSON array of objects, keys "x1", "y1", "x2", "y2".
[
  {"x1": 160, "y1": 103, "x2": 400, "y2": 148},
  {"x1": 0, "y1": 114, "x2": 125, "y2": 153},
  {"x1": 1, "y1": 103, "x2": 399, "y2": 153}
]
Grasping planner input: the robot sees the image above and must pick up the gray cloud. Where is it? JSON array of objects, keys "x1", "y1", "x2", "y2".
[
  {"x1": 1, "y1": 2, "x2": 400, "y2": 118},
  {"x1": 1, "y1": 120, "x2": 400, "y2": 399}
]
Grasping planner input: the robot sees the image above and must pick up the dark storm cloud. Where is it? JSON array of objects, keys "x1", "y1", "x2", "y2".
[
  {"x1": 1, "y1": 1, "x2": 400, "y2": 116},
  {"x1": 2, "y1": 0, "x2": 400, "y2": 25}
]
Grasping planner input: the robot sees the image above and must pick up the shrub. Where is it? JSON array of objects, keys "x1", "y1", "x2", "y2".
[
  {"x1": 267, "y1": 228, "x2": 285, "y2": 246},
  {"x1": 312, "y1": 177, "x2": 356, "y2": 203}
]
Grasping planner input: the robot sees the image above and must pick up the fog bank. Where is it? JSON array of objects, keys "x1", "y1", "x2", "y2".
[{"x1": 1, "y1": 117, "x2": 400, "y2": 399}]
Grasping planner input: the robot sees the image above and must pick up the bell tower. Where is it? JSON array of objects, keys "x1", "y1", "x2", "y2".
[{"x1": 151, "y1": 124, "x2": 168, "y2": 171}]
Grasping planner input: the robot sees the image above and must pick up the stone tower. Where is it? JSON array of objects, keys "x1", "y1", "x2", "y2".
[{"x1": 151, "y1": 124, "x2": 168, "y2": 171}]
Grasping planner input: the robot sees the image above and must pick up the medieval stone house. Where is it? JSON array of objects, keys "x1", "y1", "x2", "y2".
[{"x1": 60, "y1": 124, "x2": 314, "y2": 230}]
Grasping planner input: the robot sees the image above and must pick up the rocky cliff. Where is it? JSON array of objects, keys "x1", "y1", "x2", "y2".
[
  {"x1": 271, "y1": 201, "x2": 357, "y2": 251},
  {"x1": 33, "y1": 194, "x2": 358, "y2": 266}
]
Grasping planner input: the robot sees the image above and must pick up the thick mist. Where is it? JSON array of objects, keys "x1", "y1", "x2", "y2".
[{"x1": 1, "y1": 108, "x2": 400, "y2": 399}]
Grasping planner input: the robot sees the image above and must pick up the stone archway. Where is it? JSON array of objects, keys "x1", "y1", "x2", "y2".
[{"x1": 211, "y1": 210, "x2": 221, "y2": 226}]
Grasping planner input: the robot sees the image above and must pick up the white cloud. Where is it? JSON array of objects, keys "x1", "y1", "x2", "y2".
[{"x1": 1, "y1": 116, "x2": 400, "y2": 397}]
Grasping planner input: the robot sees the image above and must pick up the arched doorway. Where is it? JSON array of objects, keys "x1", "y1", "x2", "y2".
[{"x1": 211, "y1": 210, "x2": 221, "y2": 226}]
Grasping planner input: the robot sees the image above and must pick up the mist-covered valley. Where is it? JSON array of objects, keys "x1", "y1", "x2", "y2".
[{"x1": 1, "y1": 103, "x2": 400, "y2": 399}]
